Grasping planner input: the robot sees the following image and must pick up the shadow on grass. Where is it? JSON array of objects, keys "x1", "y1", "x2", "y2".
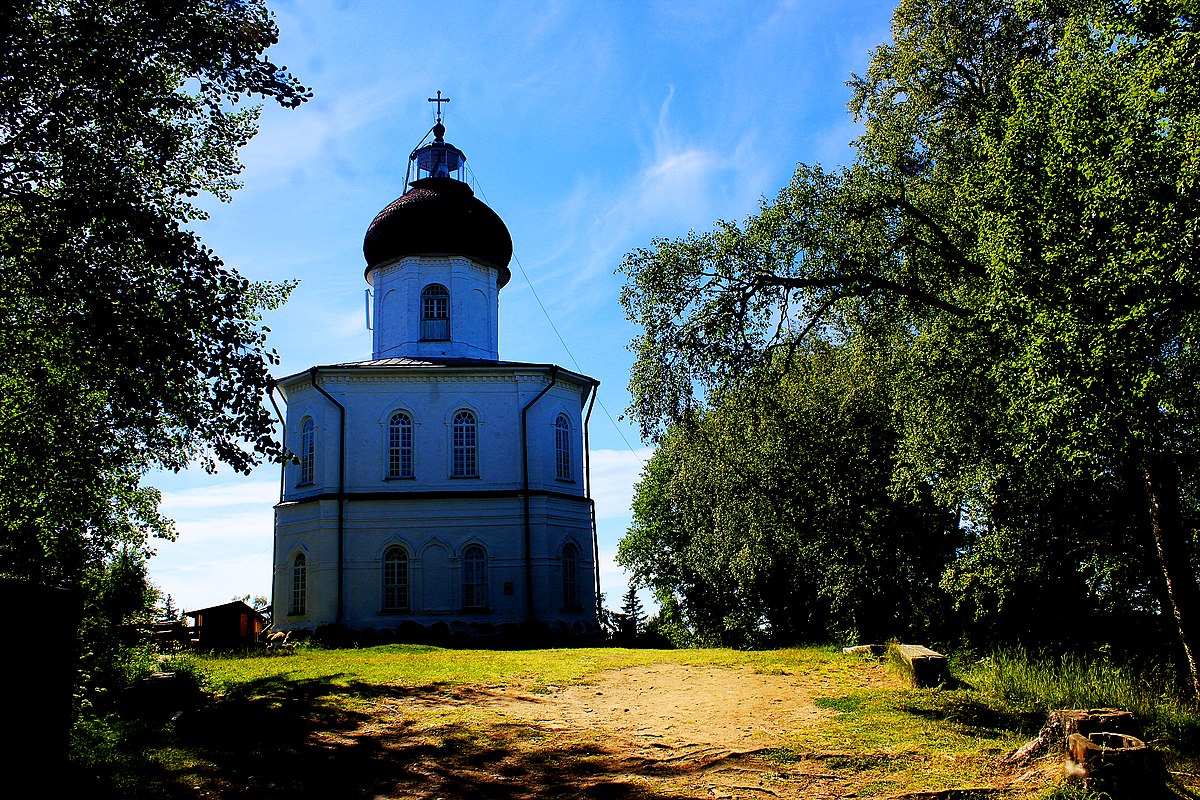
[
  {"x1": 895, "y1": 691, "x2": 1043, "y2": 738},
  {"x1": 69, "y1": 674, "x2": 706, "y2": 799}
]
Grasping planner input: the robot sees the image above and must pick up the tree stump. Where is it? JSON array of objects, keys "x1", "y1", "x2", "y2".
[
  {"x1": 1066, "y1": 731, "x2": 1161, "y2": 795},
  {"x1": 1005, "y1": 708, "x2": 1138, "y2": 764},
  {"x1": 1058, "y1": 708, "x2": 1138, "y2": 739}
]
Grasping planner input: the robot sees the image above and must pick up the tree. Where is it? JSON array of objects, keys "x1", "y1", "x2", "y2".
[
  {"x1": 619, "y1": 342, "x2": 958, "y2": 647},
  {"x1": 620, "y1": 585, "x2": 646, "y2": 639},
  {"x1": 77, "y1": 548, "x2": 161, "y2": 705},
  {"x1": 620, "y1": 0, "x2": 1200, "y2": 694},
  {"x1": 233, "y1": 593, "x2": 270, "y2": 612},
  {"x1": 964, "y1": 2, "x2": 1200, "y2": 693},
  {"x1": 160, "y1": 593, "x2": 180, "y2": 622},
  {"x1": 595, "y1": 593, "x2": 623, "y2": 639},
  {"x1": 0, "y1": 0, "x2": 309, "y2": 592}
]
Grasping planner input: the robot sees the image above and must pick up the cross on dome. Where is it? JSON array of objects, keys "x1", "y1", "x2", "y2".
[{"x1": 427, "y1": 90, "x2": 450, "y2": 123}]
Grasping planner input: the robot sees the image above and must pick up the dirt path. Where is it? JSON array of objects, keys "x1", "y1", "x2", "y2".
[
  {"x1": 493, "y1": 663, "x2": 844, "y2": 754},
  {"x1": 194, "y1": 657, "x2": 1052, "y2": 799},
  {"x1": 484, "y1": 663, "x2": 860, "y2": 799},
  {"x1": 337, "y1": 658, "x2": 1023, "y2": 799}
]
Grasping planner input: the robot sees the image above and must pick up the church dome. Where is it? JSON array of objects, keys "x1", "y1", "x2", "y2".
[
  {"x1": 363, "y1": 118, "x2": 513, "y2": 287},
  {"x1": 363, "y1": 178, "x2": 513, "y2": 286}
]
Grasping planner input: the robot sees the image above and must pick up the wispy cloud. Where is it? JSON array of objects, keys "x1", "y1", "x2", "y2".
[
  {"x1": 151, "y1": 477, "x2": 277, "y2": 610},
  {"x1": 333, "y1": 305, "x2": 370, "y2": 340},
  {"x1": 590, "y1": 447, "x2": 653, "y2": 521},
  {"x1": 238, "y1": 86, "x2": 392, "y2": 190},
  {"x1": 153, "y1": 547, "x2": 275, "y2": 613},
  {"x1": 159, "y1": 480, "x2": 278, "y2": 513},
  {"x1": 159, "y1": 507, "x2": 275, "y2": 547},
  {"x1": 543, "y1": 86, "x2": 771, "y2": 308}
]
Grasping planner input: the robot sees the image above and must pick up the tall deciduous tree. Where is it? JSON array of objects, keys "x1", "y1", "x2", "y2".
[
  {"x1": 0, "y1": 0, "x2": 309, "y2": 589},
  {"x1": 620, "y1": 0, "x2": 1200, "y2": 695},
  {"x1": 619, "y1": 343, "x2": 958, "y2": 647}
]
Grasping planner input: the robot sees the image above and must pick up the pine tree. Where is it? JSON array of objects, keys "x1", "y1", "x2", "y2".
[
  {"x1": 161, "y1": 593, "x2": 179, "y2": 622},
  {"x1": 621, "y1": 585, "x2": 646, "y2": 638}
]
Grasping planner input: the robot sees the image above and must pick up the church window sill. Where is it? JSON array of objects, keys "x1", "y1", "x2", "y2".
[
  {"x1": 449, "y1": 475, "x2": 480, "y2": 480},
  {"x1": 555, "y1": 477, "x2": 575, "y2": 484},
  {"x1": 383, "y1": 476, "x2": 416, "y2": 481}
]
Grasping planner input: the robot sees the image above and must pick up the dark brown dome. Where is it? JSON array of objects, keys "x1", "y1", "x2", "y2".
[{"x1": 363, "y1": 177, "x2": 513, "y2": 287}]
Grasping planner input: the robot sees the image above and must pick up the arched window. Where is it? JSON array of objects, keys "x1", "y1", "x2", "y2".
[
  {"x1": 291, "y1": 553, "x2": 307, "y2": 615},
  {"x1": 299, "y1": 417, "x2": 315, "y2": 485},
  {"x1": 555, "y1": 414, "x2": 572, "y2": 480},
  {"x1": 562, "y1": 542, "x2": 579, "y2": 609},
  {"x1": 462, "y1": 545, "x2": 487, "y2": 609},
  {"x1": 388, "y1": 411, "x2": 414, "y2": 478},
  {"x1": 451, "y1": 410, "x2": 478, "y2": 477},
  {"x1": 383, "y1": 546, "x2": 409, "y2": 611},
  {"x1": 420, "y1": 283, "x2": 450, "y2": 341}
]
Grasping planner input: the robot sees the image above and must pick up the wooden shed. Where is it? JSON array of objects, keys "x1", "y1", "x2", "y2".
[{"x1": 185, "y1": 600, "x2": 267, "y2": 649}]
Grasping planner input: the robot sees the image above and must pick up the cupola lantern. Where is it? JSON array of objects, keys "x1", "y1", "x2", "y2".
[
  {"x1": 408, "y1": 91, "x2": 466, "y2": 183},
  {"x1": 408, "y1": 122, "x2": 466, "y2": 183}
]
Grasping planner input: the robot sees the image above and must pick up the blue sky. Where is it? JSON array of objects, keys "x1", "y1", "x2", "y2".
[{"x1": 147, "y1": 0, "x2": 897, "y2": 615}]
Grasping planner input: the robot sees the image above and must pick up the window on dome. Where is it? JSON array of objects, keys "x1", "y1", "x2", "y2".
[{"x1": 421, "y1": 284, "x2": 450, "y2": 341}]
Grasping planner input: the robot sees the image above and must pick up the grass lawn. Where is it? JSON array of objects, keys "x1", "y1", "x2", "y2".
[{"x1": 70, "y1": 644, "x2": 1200, "y2": 799}]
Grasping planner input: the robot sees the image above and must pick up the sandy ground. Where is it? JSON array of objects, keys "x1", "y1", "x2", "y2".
[
  {"x1": 329, "y1": 660, "x2": 1042, "y2": 800},
  {"x1": 492, "y1": 663, "x2": 844, "y2": 756}
]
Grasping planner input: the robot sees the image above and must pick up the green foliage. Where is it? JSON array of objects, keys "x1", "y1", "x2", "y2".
[
  {"x1": 813, "y1": 695, "x2": 868, "y2": 714},
  {"x1": 0, "y1": 0, "x2": 309, "y2": 590},
  {"x1": 1039, "y1": 788, "x2": 1111, "y2": 800},
  {"x1": 619, "y1": 342, "x2": 958, "y2": 648},
  {"x1": 76, "y1": 550, "x2": 160, "y2": 711},
  {"x1": 158, "y1": 593, "x2": 180, "y2": 622},
  {"x1": 618, "y1": 0, "x2": 1200, "y2": 690},
  {"x1": 641, "y1": 589, "x2": 692, "y2": 648},
  {"x1": 938, "y1": 463, "x2": 1169, "y2": 648},
  {"x1": 967, "y1": 648, "x2": 1200, "y2": 750},
  {"x1": 69, "y1": 714, "x2": 143, "y2": 787},
  {"x1": 0, "y1": 4, "x2": 310, "y2": 764}
]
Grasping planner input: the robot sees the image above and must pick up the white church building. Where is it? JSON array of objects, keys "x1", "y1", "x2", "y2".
[{"x1": 269, "y1": 111, "x2": 600, "y2": 639}]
